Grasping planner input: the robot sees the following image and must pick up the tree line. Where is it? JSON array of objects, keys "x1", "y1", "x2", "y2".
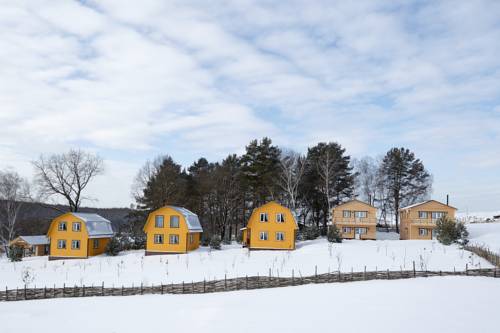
[{"x1": 0, "y1": 138, "x2": 432, "y2": 247}]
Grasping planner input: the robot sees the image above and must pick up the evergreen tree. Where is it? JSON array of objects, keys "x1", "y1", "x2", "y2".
[
  {"x1": 7, "y1": 245, "x2": 23, "y2": 262},
  {"x1": 327, "y1": 224, "x2": 343, "y2": 243},
  {"x1": 379, "y1": 148, "x2": 431, "y2": 233},
  {"x1": 105, "y1": 236, "x2": 121, "y2": 256},
  {"x1": 436, "y1": 216, "x2": 469, "y2": 246}
]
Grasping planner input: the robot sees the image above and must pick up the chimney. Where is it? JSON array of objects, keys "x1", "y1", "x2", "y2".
[{"x1": 446, "y1": 194, "x2": 449, "y2": 206}]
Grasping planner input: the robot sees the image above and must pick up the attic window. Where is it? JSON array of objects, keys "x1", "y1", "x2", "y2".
[
  {"x1": 260, "y1": 213, "x2": 268, "y2": 222},
  {"x1": 418, "y1": 211, "x2": 428, "y2": 219},
  {"x1": 58, "y1": 222, "x2": 67, "y2": 231},
  {"x1": 155, "y1": 215, "x2": 164, "y2": 228},
  {"x1": 343, "y1": 211, "x2": 351, "y2": 218},
  {"x1": 72, "y1": 222, "x2": 81, "y2": 232},
  {"x1": 354, "y1": 211, "x2": 367, "y2": 218},
  {"x1": 276, "y1": 213, "x2": 285, "y2": 223},
  {"x1": 170, "y1": 216, "x2": 180, "y2": 228}
]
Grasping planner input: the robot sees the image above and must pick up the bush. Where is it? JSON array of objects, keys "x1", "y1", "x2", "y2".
[
  {"x1": 7, "y1": 245, "x2": 23, "y2": 262},
  {"x1": 209, "y1": 235, "x2": 222, "y2": 250},
  {"x1": 436, "y1": 216, "x2": 469, "y2": 246},
  {"x1": 304, "y1": 225, "x2": 320, "y2": 240},
  {"x1": 327, "y1": 225, "x2": 343, "y2": 243},
  {"x1": 105, "y1": 237, "x2": 122, "y2": 256}
]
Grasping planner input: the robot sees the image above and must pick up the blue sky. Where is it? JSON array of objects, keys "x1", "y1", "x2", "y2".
[{"x1": 1, "y1": 0, "x2": 499, "y2": 212}]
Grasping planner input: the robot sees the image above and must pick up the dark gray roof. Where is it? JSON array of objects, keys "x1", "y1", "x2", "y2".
[
  {"x1": 19, "y1": 235, "x2": 49, "y2": 245},
  {"x1": 71, "y1": 213, "x2": 115, "y2": 238},
  {"x1": 169, "y1": 206, "x2": 203, "y2": 232}
]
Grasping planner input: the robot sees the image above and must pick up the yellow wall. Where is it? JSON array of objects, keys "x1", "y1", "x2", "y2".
[
  {"x1": 332, "y1": 200, "x2": 377, "y2": 240},
  {"x1": 144, "y1": 206, "x2": 201, "y2": 254},
  {"x1": 87, "y1": 238, "x2": 110, "y2": 256},
  {"x1": 244, "y1": 201, "x2": 297, "y2": 250},
  {"x1": 47, "y1": 213, "x2": 89, "y2": 258},
  {"x1": 400, "y1": 200, "x2": 457, "y2": 240}
]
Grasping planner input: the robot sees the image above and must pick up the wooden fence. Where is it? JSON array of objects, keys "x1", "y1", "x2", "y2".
[
  {"x1": 465, "y1": 244, "x2": 500, "y2": 267},
  {"x1": 1, "y1": 266, "x2": 498, "y2": 302}
]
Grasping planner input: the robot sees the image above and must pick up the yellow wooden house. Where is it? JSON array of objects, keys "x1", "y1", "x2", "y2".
[
  {"x1": 332, "y1": 199, "x2": 377, "y2": 240},
  {"x1": 399, "y1": 200, "x2": 457, "y2": 240},
  {"x1": 143, "y1": 206, "x2": 203, "y2": 255},
  {"x1": 9, "y1": 235, "x2": 50, "y2": 257},
  {"x1": 47, "y1": 213, "x2": 114, "y2": 260},
  {"x1": 241, "y1": 201, "x2": 298, "y2": 250}
]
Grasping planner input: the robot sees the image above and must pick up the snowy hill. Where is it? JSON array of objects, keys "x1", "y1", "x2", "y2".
[
  {"x1": 468, "y1": 222, "x2": 500, "y2": 252},
  {"x1": 0, "y1": 237, "x2": 492, "y2": 289}
]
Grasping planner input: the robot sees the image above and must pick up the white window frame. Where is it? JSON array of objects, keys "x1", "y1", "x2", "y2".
[
  {"x1": 260, "y1": 213, "x2": 268, "y2": 222},
  {"x1": 355, "y1": 227, "x2": 367, "y2": 235},
  {"x1": 170, "y1": 216, "x2": 180, "y2": 228},
  {"x1": 93, "y1": 239, "x2": 99, "y2": 249},
  {"x1": 343, "y1": 227, "x2": 351, "y2": 233},
  {"x1": 155, "y1": 215, "x2": 164, "y2": 228},
  {"x1": 57, "y1": 239, "x2": 66, "y2": 249},
  {"x1": 169, "y1": 234, "x2": 179, "y2": 244},
  {"x1": 154, "y1": 234, "x2": 164, "y2": 244},
  {"x1": 71, "y1": 240, "x2": 80, "y2": 250},
  {"x1": 276, "y1": 213, "x2": 285, "y2": 223},
  {"x1": 343, "y1": 210, "x2": 351, "y2": 218},
  {"x1": 355, "y1": 211, "x2": 367, "y2": 218},
  {"x1": 432, "y1": 212, "x2": 444, "y2": 219},
  {"x1": 259, "y1": 231, "x2": 268, "y2": 241},
  {"x1": 276, "y1": 232, "x2": 285, "y2": 241},
  {"x1": 419, "y1": 228, "x2": 428, "y2": 236},
  {"x1": 418, "y1": 211, "x2": 428, "y2": 219},
  {"x1": 58, "y1": 222, "x2": 67, "y2": 231},
  {"x1": 189, "y1": 233, "x2": 194, "y2": 244},
  {"x1": 72, "y1": 222, "x2": 81, "y2": 232}
]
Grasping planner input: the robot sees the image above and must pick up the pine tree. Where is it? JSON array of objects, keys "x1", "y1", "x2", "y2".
[
  {"x1": 327, "y1": 224, "x2": 343, "y2": 243},
  {"x1": 105, "y1": 237, "x2": 121, "y2": 256},
  {"x1": 436, "y1": 216, "x2": 469, "y2": 246}
]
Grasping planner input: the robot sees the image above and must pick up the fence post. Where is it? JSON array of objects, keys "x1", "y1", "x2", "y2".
[
  {"x1": 140, "y1": 283, "x2": 143, "y2": 295},
  {"x1": 224, "y1": 274, "x2": 227, "y2": 290},
  {"x1": 44, "y1": 286, "x2": 47, "y2": 299},
  {"x1": 364, "y1": 266, "x2": 366, "y2": 280},
  {"x1": 161, "y1": 284, "x2": 164, "y2": 295},
  {"x1": 466, "y1": 264, "x2": 468, "y2": 276},
  {"x1": 5, "y1": 286, "x2": 8, "y2": 302},
  {"x1": 246, "y1": 275, "x2": 248, "y2": 289},
  {"x1": 387, "y1": 269, "x2": 390, "y2": 280},
  {"x1": 122, "y1": 285, "x2": 124, "y2": 296},
  {"x1": 63, "y1": 283, "x2": 65, "y2": 298},
  {"x1": 73, "y1": 285, "x2": 76, "y2": 297},
  {"x1": 192, "y1": 281, "x2": 194, "y2": 293},
  {"x1": 292, "y1": 270, "x2": 295, "y2": 286},
  {"x1": 24, "y1": 284, "x2": 27, "y2": 300},
  {"x1": 413, "y1": 261, "x2": 416, "y2": 278},
  {"x1": 203, "y1": 279, "x2": 206, "y2": 293},
  {"x1": 101, "y1": 282, "x2": 104, "y2": 296},
  {"x1": 83, "y1": 285, "x2": 85, "y2": 297},
  {"x1": 182, "y1": 281, "x2": 185, "y2": 294}
]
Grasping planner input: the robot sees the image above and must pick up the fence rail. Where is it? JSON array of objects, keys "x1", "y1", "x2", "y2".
[{"x1": 1, "y1": 266, "x2": 498, "y2": 302}]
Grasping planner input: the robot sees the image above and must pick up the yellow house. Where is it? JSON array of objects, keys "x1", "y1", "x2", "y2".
[
  {"x1": 241, "y1": 201, "x2": 298, "y2": 250},
  {"x1": 143, "y1": 206, "x2": 203, "y2": 255},
  {"x1": 47, "y1": 213, "x2": 114, "y2": 260},
  {"x1": 399, "y1": 200, "x2": 457, "y2": 240},
  {"x1": 9, "y1": 235, "x2": 50, "y2": 257},
  {"x1": 332, "y1": 199, "x2": 377, "y2": 240}
]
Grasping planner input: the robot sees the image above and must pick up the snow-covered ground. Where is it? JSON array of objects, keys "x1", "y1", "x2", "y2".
[
  {"x1": 457, "y1": 210, "x2": 500, "y2": 223},
  {"x1": 0, "y1": 238, "x2": 491, "y2": 289},
  {"x1": 468, "y1": 222, "x2": 500, "y2": 252},
  {"x1": 0, "y1": 276, "x2": 498, "y2": 333}
]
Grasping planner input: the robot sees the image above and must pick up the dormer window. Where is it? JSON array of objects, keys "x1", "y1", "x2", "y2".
[
  {"x1": 260, "y1": 213, "x2": 268, "y2": 222},
  {"x1": 276, "y1": 213, "x2": 285, "y2": 223}
]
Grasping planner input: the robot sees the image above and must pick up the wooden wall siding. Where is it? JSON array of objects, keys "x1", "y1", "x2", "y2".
[{"x1": 1, "y1": 266, "x2": 498, "y2": 302}]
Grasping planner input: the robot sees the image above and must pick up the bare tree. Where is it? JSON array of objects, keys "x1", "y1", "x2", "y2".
[
  {"x1": 0, "y1": 170, "x2": 30, "y2": 247},
  {"x1": 32, "y1": 149, "x2": 104, "y2": 212},
  {"x1": 279, "y1": 150, "x2": 305, "y2": 213},
  {"x1": 352, "y1": 156, "x2": 378, "y2": 204}
]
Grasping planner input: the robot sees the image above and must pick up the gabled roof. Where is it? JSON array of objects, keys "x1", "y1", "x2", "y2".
[
  {"x1": 70, "y1": 213, "x2": 115, "y2": 238},
  {"x1": 169, "y1": 206, "x2": 203, "y2": 232},
  {"x1": 18, "y1": 235, "x2": 49, "y2": 245},
  {"x1": 250, "y1": 201, "x2": 298, "y2": 228},
  {"x1": 333, "y1": 199, "x2": 376, "y2": 210},
  {"x1": 400, "y1": 200, "x2": 457, "y2": 211}
]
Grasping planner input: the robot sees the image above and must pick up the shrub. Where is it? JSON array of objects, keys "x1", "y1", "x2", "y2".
[
  {"x1": 327, "y1": 225, "x2": 343, "y2": 243},
  {"x1": 209, "y1": 235, "x2": 222, "y2": 250},
  {"x1": 7, "y1": 245, "x2": 23, "y2": 262},
  {"x1": 304, "y1": 225, "x2": 320, "y2": 240},
  {"x1": 105, "y1": 237, "x2": 122, "y2": 256},
  {"x1": 436, "y1": 216, "x2": 469, "y2": 246}
]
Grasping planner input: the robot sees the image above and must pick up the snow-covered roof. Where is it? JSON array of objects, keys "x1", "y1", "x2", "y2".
[
  {"x1": 19, "y1": 235, "x2": 49, "y2": 245},
  {"x1": 169, "y1": 206, "x2": 203, "y2": 232},
  {"x1": 70, "y1": 213, "x2": 115, "y2": 238},
  {"x1": 400, "y1": 200, "x2": 457, "y2": 211}
]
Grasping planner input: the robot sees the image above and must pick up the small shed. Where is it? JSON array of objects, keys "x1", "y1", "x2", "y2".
[{"x1": 9, "y1": 235, "x2": 50, "y2": 256}]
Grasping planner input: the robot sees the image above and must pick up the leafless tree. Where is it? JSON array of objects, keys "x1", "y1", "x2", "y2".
[
  {"x1": 0, "y1": 170, "x2": 30, "y2": 246},
  {"x1": 32, "y1": 149, "x2": 104, "y2": 212},
  {"x1": 352, "y1": 156, "x2": 379, "y2": 204},
  {"x1": 279, "y1": 150, "x2": 305, "y2": 213}
]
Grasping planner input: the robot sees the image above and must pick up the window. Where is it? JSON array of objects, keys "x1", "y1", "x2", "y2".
[
  {"x1": 58, "y1": 222, "x2": 67, "y2": 231},
  {"x1": 259, "y1": 231, "x2": 268, "y2": 241},
  {"x1": 189, "y1": 234, "x2": 194, "y2": 244},
  {"x1": 276, "y1": 213, "x2": 285, "y2": 223},
  {"x1": 57, "y1": 240, "x2": 66, "y2": 249},
  {"x1": 432, "y1": 212, "x2": 445, "y2": 219},
  {"x1": 72, "y1": 222, "x2": 81, "y2": 232},
  {"x1": 169, "y1": 234, "x2": 179, "y2": 244},
  {"x1": 419, "y1": 228, "x2": 428, "y2": 236},
  {"x1": 343, "y1": 210, "x2": 351, "y2": 218},
  {"x1": 355, "y1": 227, "x2": 367, "y2": 234},
  {"x1": 276, "y1": 232, "x2": 285, "y2": 241},
  {"x1": 260, "y1": 213, "x2": 268, "y2": 222},
  {"x1": 155, "y1": 215, "x2": 164, "y2": 228},
  {"x1": 342, "y1": 227, "x2": 352, "y2": 233},
  {"x1": 355, "y1": 211, "x2": 367, "y2": 218},
  {"x1": 418, "y1": 211, "x2": 428, "y2": 219},
  {"x1": 154, "y1": 234, "x2": 164, "y2": 244},
  {"x1": 170, "y1": 216, "x2": 180, "y2": 228},
  {"x1": 93, "y1": 239, "x2": 99, "y2": 249},
  {"x1": 71, "y1": 240, "x2": 80, "y2": 250}
]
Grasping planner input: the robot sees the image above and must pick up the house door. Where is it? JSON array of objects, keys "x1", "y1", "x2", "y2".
[{"x1": 355, "y1": 228, "x2": 361, "y2": 240}]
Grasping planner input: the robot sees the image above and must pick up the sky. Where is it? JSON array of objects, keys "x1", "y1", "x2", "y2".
[{"x1": 1, "y1": 0, "x2": 499, "y2": 212}]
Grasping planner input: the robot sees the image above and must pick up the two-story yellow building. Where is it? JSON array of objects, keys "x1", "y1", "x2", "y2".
[
  {"x1": 241, "y1": 201, "x2": 298, "y2": 250},
  {"x1": 143, "y1": 206, "x2": 203, "y2": 255},
  {"x1": 399, "y1": 200, "x2": 457, "y2": 240},
  {"x1": 332, "y1": 199, "x2": 377, "y2": 240},
  {"x1": 47, "y1": 213, "x2": 114, "y2": 260}
]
